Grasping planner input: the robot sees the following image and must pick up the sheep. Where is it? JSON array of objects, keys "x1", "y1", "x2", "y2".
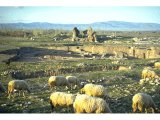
[
  {"x1": 80, "y1": 83, "x2": 107, "y2": 98},
  {"x1": 8, "y1": 80, "x2": 31, "y2": 99},
  {"x1": 141, "y1": 69, "x2": 159, "y2": 79},
  {"x1": 154, "y1": 62, "x2": 160, "y2": 69},
  {"x1": 148, "y1": 71, "x2": 159, "y2": 78},
  {"x1": 49, "y1": 92, "x2": 76, "y2": 113},
  {"x1": 73, "y1": 94, "x2": 112, "y2": 113},
  {"x1": 0, "y1": 82, "x2": 6, "y2": 93},
  {"x1": 118, "y1": 66, "x2": 132, "y2": 71},
  {"x1": 66, "y1": 76, "x2": 79, "y2": 90},
  {"x1": 132, "y1": 93, "x2": 157, "y2": 113},
  {"x1": 142, "y1": 69, "x2": 149, "y2": 79},
  {"x1": 48, "y1": 76, "x2": 68, "y2": 90}
]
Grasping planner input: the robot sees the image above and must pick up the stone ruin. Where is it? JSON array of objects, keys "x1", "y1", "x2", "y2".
[
  {"x1": 72, "y1": 27, "x2": 97, "y2": 42},
  {"x1": 72, "y1": 27, "x2": 80, "y2": 41},
  {"x1": 87, "y1": 27, "x2": 97, "y2": 42}
]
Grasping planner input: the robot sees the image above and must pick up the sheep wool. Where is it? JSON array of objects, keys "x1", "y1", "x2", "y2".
[
  {"x1": 73, "y1": 94, "x2": 112, "y2": 113},
  {"x1": 48, "y1": 76, "x2": 68, "y2": 88},
  {"x1": 66, "y1": 76, "x2": 78, "y2": 85},
  {"x1": 8, "y1": 80, "x2": 31, "y2": 98},
  {"x1": 66, "y1": 76, "x2": 79, "y2": 89},
  {"x1": 81, "y1": 83, "x2": 107, "y2": 97},
  {"x1": 132, "y1": 93, "x2": 157, "y2": 113},
  {"x1": 118, "y1": 66, "x2": 131, "y2": 71},
  {"x1": 154, "y1": 62, "x2": 160, "y2": 69},
  {"x1": 50, "y1": 92, "x2": 76, "y2": 112},
  {"x1": 141, "y1": 69, "x2": 159, "y2": 79}
]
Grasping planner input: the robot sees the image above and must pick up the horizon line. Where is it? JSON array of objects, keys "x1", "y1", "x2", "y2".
[{"x1": 0, "y1": 20, "x2": 160, "y2": 24}]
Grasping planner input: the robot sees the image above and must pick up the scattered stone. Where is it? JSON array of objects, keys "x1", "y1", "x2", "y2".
[
  {"x1": 28, "y1": 102, "x2": 31, "y2": 105},
  {"x1": 1, "y1": 104, "x2": 6, "y2": 107}
]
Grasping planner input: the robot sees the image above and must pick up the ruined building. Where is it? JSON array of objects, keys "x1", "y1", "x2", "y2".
[
  {"x1": 72, "y1": 27, "x2": 80, "y2": 41},
  {"x1": 87, "y1": 27, "x2": 97, "y2": 42}
]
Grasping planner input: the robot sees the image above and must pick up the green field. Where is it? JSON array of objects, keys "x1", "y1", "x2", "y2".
[{"x1": 0, "y1": 32, "x2": 160, "y2": 113}]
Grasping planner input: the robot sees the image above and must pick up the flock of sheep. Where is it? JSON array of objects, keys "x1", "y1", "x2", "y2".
[{"x1": 0, "y1": 62, "x2": 160, "y2": 113}]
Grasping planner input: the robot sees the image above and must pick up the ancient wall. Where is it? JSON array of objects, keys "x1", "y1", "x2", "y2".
[{"x1": 47, "y1": 45, "x2": 160, "y2": 59}]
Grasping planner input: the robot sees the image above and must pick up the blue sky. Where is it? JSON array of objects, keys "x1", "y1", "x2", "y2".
[{"x1": 0, "y1": 7, "x2": 160, "y2": 24}]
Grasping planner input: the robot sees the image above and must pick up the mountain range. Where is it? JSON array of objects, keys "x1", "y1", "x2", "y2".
[{"x1": 0, "y1": 21, "x2": 160, "y2": 31}]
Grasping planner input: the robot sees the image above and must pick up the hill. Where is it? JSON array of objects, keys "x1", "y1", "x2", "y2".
[{"x1": 0, "y1": 21, "x2": 160, "y2": 31}]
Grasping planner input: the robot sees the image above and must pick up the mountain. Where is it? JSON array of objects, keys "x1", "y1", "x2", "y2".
[{"x1": 0, "y1": 21, "x2": 160, "y2": 31}]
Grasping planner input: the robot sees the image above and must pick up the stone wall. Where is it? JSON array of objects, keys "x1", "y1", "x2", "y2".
[{"x1": 47, "y1": 45, "x2": 160, "y2": 59}]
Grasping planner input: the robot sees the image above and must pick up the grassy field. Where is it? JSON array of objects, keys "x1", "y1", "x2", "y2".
[{"x1": 0, "y1": 35, "x2": 160, "y2": 113}]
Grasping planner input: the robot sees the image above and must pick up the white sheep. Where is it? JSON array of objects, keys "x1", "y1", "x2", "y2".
[
  {"x1": 80, "y1": 83, "x2": 107, "y2": 98},
  {"x1": 141, "y1": 69, "x2": 159, "y2": 79},
  {"x1": 66, "y1": 75, "x2": 79, "y2": 89},
  {"x1": 8, "y1": 80, "x2": 31, "y2": 99},
  {"x1": 48, "y1": 76, "x2": 68, "y2": 90},
  {"x1": 141, "y1": 69, "x2": 149, "y2": 79},
  {"x1": 154, "y1": 62, "x2": 160, "y2": 69},
  {"x1": 118, "y1": 66, "x2": 132, "y2": 71},
  {"x1": 49, "y1": 92, "x2": 76, "y2": 112},
  {"x1": 132, "y1": 93, "x2": 157, "y2": 113},
  {"x1": 73, "y1": 94, "x2": 112, "y2": 113},
  {"x1": 149, "y1": 70, "x2": 159, "y2": 78}
]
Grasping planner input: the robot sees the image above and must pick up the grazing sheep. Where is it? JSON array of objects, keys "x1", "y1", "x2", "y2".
[
  {"x1": 49, "y1": 92, "x2": 76, "y2": 112},
  {"x1": 73, "y1": 94, "x2": 112, "y2": 113},
  {"x1": 8, "y1": 80, "x2": 31, "y2": 99},
  {"x1": 149, "y1": 71, "x2": 159, "y2": 78},
  {"x1": 48, "y1": 76, "x2": 68, "y2": 90},
  {"x1": 154, "y1": 62, "x2": 160, "y2": 69},
  {"x1": 80, "y1": 83, "x2": 107, "y2": 98},
  {"x1": 0, "y1": 82, "x2": 6, "y2": 93},
  {"x1": 141, "y1": 69, "x2": 149, "y2": 79},
  {"x1": 132, "y1": 93, "x2": 157, "y2": 113},
  {"x1": 141, "y1": 69, "x2": 159, "y2": 79},
  {"x1": 66, "y1": 76, "x2": 79, "y2": 89},
  {"x1": 118, "y1": 66, "x2": 132, "y2": 71},
  {"x1": 140, "y1": 78, "x2": 160, "y2": 85}
]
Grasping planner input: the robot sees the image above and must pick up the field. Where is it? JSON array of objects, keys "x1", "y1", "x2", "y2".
[{"x1": 0, "y1": 30, "x2": 160, "y2": 113}]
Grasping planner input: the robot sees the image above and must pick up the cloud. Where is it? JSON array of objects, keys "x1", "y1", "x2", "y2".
[
  {"x1": 13, "y1": 19, "x2": 32, "y2": 23},
  {"x1": 13, "y1": 6, "x2": 25, "y2": 9}
]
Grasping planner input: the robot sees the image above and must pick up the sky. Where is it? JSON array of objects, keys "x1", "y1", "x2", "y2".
[{"x1": 0, "y1": 6, "x2": 160, "y2": 24}]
